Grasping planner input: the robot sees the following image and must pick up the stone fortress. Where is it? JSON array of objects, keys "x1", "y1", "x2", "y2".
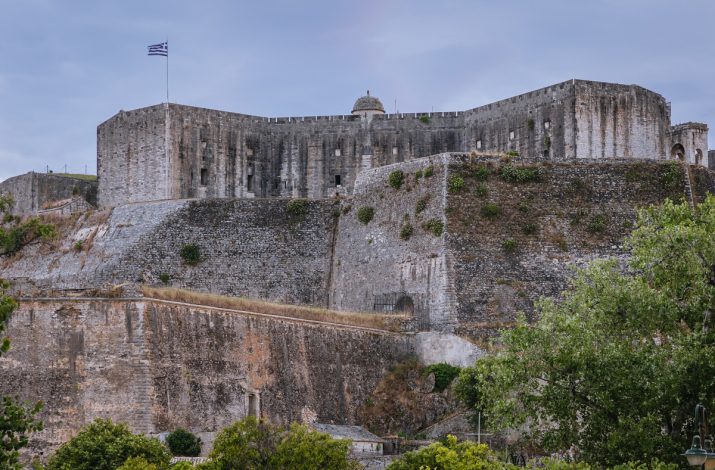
[
  {"x1": 2, "y1": 79, "x2": 715, "y2": 459},
  {"x1": 97, "y1": 79, "x2": 711, "y2": 208}
]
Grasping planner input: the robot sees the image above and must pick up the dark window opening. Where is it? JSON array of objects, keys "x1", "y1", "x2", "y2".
[
  {"x1": 335, "y1": 175, "x2": 341, "y2": 186},
  {"x1": 248, "y1": 393, "x2": 258, "y2": 417},
  {"x1": 247, "y1": 175, "x2": 254, "y2": 192},
  {"x1": 200, "y1": 168, "x2": 208, "y2": 186}
]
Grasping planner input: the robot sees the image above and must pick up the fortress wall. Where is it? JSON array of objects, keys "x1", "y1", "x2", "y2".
[
  {"x1": 0, "y1": 172, "x2": 97, "y2": 215},
  {"x1": 574, "y1": 81, "x2": 671, "y2": 160},
  {"x1": 461, "y1": 80, "x2": 576, "y2": 161},
  {"x1": 330, "y1": 154, "x2": 457, "y2": 332},
  {"x1": 1, "y1": 298, "x2": 413, "y2": 456},
  {"x1": 97, "y1": 105, "x2": 170, "y2": 208},
  {"x1": 444, "y1": 157, "x2": 692, "y2": 341},
  {"x1": 109, "y1": 198, "x2": 339, "y2": 306},
  {"x1": 670, "y1": 123, "x2": 709, "y2": 165}
]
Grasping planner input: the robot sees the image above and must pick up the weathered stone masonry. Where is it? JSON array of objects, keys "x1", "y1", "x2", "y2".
[{"x1": 97, "y1": 79, "x2": 709, "y2": 208}]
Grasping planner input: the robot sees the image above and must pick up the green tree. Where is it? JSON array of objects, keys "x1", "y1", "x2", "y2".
[
  {"x1": 0, "y1": 279, "x2": 43, "y2": 469},
  {"x1": 271, "y1": 423, "x2": 358, "y2": 470},
  {"x1": 456, "y1": 196, "x2": 715, "y2": 467},
  {"x1": 166, "y1": 428, "x2": 202, "y2": 457},
  {"x1": 208, "y1": 417, "x2": 359, "y2": 470},
  {"x1": 0, "y1": 195, "x2": 56, "y2": 256},
  {"x1": 208, "y1": 416, "x2": 279, "y2": 470},
  {"x1": 386, "y1": 434, "x2": 517, "y2": 470},
  {"x1": 46, "y1": 419, "x2": 171, "y2": 470}
]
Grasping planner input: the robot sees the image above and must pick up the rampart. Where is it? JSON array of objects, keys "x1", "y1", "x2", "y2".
[
  {"x1": 0, "y1": 172, "x2": 97, "y2": 215},
  {"x1": 97, "y1": 80, "x2": 706, "y2": 208},
  {"x1": 1, "y1": 298, "x2": 413, "y2": 455}
]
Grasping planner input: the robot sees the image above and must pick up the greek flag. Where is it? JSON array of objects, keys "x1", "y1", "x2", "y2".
[{"x1": 147, "y1": 42, "x2": 168, "y2": 57}]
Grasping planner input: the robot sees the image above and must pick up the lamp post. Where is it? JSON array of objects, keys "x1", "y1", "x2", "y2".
[{"x1": 684, "y1": 404, "x2": 715, "y2": 469}]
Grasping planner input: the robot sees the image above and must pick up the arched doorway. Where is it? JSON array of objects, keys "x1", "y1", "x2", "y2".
[
  {"x1": 671, "y1": 144, "x2": 686, "y2": 161},
  {"x1": 394, "y1": 295, "x2": 414, "y2": 314},
  {"x1": 695, "y1": 149, "x2": 703, "y2": 165}
]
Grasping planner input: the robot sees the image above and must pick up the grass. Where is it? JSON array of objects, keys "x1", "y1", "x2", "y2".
[
  {"x1": 141, "y1": 286, "x2": 406, "y2": 332},
  {"x1": 54, "y1": 173, "x2": 98, "y2": 181}
]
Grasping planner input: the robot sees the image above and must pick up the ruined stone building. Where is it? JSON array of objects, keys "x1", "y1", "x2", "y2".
[{"x1": 97, "y1": 79, "x2": 709, "y2": 208}]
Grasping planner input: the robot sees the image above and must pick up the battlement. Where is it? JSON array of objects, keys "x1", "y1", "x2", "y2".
[{"x1": 96, "y1": 79, "x2": 708, "y2": 208}]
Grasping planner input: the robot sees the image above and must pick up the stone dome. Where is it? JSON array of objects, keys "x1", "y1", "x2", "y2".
[{"x1": 351, "y1": 90, "x2": 385, "y2": 115}]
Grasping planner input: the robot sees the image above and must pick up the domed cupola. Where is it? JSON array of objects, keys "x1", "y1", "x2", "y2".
[{"x1": 351, "y1": 90, "x2": 385, "y2": 116}]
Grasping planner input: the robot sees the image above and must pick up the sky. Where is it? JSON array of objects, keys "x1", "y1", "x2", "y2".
[{"x1": 1, "y1": 0, "x2": 714, "y2": 181}]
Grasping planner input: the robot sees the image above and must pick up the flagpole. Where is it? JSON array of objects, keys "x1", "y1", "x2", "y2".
[{"x1": 166, "y1": 38, "x2": 169, "y2": 104}]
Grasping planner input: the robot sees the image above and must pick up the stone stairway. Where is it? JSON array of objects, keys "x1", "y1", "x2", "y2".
[{"x1": 682, "y1": 162, "x2": 696, "y2": 209}]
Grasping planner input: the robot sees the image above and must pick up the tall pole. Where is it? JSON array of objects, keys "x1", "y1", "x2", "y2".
[{"x1": 166, "y1": 38, "x2": 169, "y2": 104}]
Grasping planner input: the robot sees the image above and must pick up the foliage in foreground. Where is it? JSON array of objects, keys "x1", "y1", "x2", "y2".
[
  {"x1": 386, "y1": 435, "x2": 514, "y2": 470},
  {"x1": 0, "y1": 279, "x2": 43, "y2": 470},
  {"x1": 208, "y1": 416, "x2": 359, "y2": 470},
  {"x1": 166, "y1": 428, "x2": 202, "y2": 457},
  {"x1": 456, "y1": 196, "x2": 715, "y2": 468},
  {"x1": 46, "y1": 419, "x2": 171, "y2": 470}
]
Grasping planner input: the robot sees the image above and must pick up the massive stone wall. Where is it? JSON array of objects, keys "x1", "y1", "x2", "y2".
[
  {"x1": 1, "y1": 298, "x2": 413, "y2": 456},
  {"x1": 97, "y1": 105, "x2": 170, "y2": 208},
  {"x1": 329, "y1": 154, "x2": 455, "y2": 331},
  {"x1": 0, "y1": 172, "x2": 97, "y2": 215},
  {"x1": 98, "y1": 80, "x2": 689, "y2": 208}
]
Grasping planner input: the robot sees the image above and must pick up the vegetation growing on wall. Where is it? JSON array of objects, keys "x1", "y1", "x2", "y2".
[
  {"x1": 499, "y1": 164, "x2": 543, "y2": 183},
  {"x1": 166, "y1": 428, "x2": 202, "y2": 457},
  {"x1": 180, "y1": 244, "x2": 201, "y2": 265},
  {"x1": 415, "y1": 195, "x2": 430, "y2": 215},
  {"x1": 388, "y1": 170, "x2": 405, "y2": 190},
  {"x1": 447, "y1": 175, "x2": 465, "y2": 193},
  {"x1": 423, "y1": 218, "x2": 444, "y2": 237},
  {"x1": 423, "y1": 165, "x2": 434, "y2": 177},
  {"x1": 399, "y1": 223, "x2": 413, "y2": 241},
  {"x1": 423, "y1": 363, "x2": 461, "y2": 392},
  {"x1": 0, "y1": 195, "x2": 56, "y2": 256},
  {"x1": 356, "y1": 206, "x2": 375, "y2": 225},
  {"x1": 480, "y1": 202, "x2": 501, "y2": 219},
  {"x1": 287, "y1": 198, "x2": 308, "y2": 218}
]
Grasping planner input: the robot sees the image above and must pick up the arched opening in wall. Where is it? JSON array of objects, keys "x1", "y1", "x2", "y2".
[
  {"x1": 247, "y1": 393, "x2": 259, "y2": 418},
  {"x1": 671, "y1": 144, "x2": 686, "y2": 161},
  {"x1": 695, "y1": 149, "x2": 703, "y2": 165},
  {"x1": 394, "y1": 295, "x2": 414, "y2": 315}
]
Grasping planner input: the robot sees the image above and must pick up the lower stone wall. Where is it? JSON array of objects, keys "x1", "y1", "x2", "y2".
[
  {"x1": 0, "y1": 298, "x2": 413, "y2": 458},
  {"x1": 0, "y1": 172, "x2": 97, "y2": 215}
]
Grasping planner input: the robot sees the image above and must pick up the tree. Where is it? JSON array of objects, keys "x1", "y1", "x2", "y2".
[
  {"x1": 166, "y1": 428, "x2": 202, "y2": 457},
  {"x1": 456, "y1": 197, "x2": 715, "y2": 467},
  {"x1": 386, "y1": 434, "x2": 517, "y2": 470},
  {"x1": 46, "y1": 419, "x2": 171, "y2": 470},
  {"x1": 0, "y1": 195, "x2": 56, "y2": 256},
  {"x1": 271, "y1": 423, "x2": 358, "y2": 470},
  {"x1": 0, "y1": 279, "x2": 43, "y2": 469},
  {"x1": 207, "y1": 416, "x2": 359, "y2": 470}
]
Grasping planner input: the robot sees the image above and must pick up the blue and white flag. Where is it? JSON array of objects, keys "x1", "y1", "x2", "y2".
[{"x1": 147, "y1": 42, "x2": 168, "y2": 57}]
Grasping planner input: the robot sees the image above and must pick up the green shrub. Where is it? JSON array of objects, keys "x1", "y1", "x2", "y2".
[
  {"x1": 502, "y1": 238, "x2": 518, "y2": 253},
  {"x1": 47, "y1": 419, "x2": 170, "y2": 470},
  {"x1": 423, "y1": 363, "x2": 461, "y2": 392},
  {"x1": 166, "y1": 428, "x2": 202, "y2": 457},
  {"x1": 447, "y1": 175, "x2": 465, "y2": 193},
  {"x1": 287, "y1": 198, "x2": 308, "y2": 217},
  {"x1": 159, "y1": 273, "x2": 170, "y2": 284},
  {"x1": 414, "y1": 170, "x2": 423, "y2": 180},
  {"x1": 472, "y1": 165, "x2": 490, "y2": 181},
  {"x1": 474, "y1": 183, "x2": 488, "y2": 198},
  {"x1": 506, "y1": 150, "x2": 520, "y2": 157},
  {"x1": 180, "y1": 244, "x2": 201, "y2": 266},
  {"x1": 423, "y1": 219, "x2": 444, "y2": 237},
  {"x1": 73, "y1": 240, "x2": 83, "y2": 251},
  {"x1": 587, "y1": 214, "x2": 607, "y2": 234},
  {"x1": 480, "y1": 202, "x2": 501, "y2": 219},
  {"x1": 423, "y1": 166, "x2": 434, "y2": 177},
  {"x1": 522, "y1": 223, "x2": 538, "y2": 235},
  {"x1": 500, "y1": 164, "x2": 543, "y2": 183},
  {"x1": 388, "y1": 170, "x2": 405, "y2": 190},
  {"x1": 400, "y1": 223, "x2": 413, "y2": 241},
  {"x1": 356, "y1": 206, "x2": 375, "y2": 225},
  {"x1": 415, "y1": 195, "x2": 430, "y2": 215},
  {"x1": 116, "y1": 457, "x2": 158, "y2": 470},
  {"x1": 543, "y1": 135, "x2": 551, "y2": 149},
  {"x1": 419, "y1": 115, "x2": 430, "y2": 124},
  {"x1": 517, "y1": 201, "x2": 530, "y2": 212}
]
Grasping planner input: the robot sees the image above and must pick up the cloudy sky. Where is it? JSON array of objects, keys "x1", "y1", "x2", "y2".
[{"x1": 1, "y1": 0, "x2": 714, "y2": 181}]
